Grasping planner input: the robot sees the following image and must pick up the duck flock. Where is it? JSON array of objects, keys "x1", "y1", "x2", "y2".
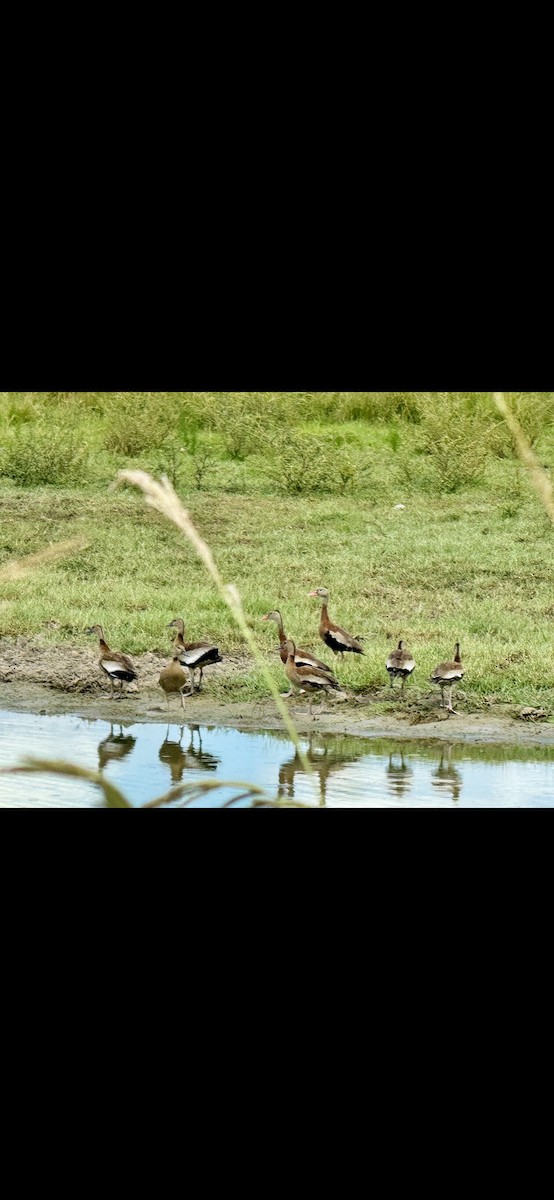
[{"x1": 86, "y1": 586, "x2": 465, "y2": 717}]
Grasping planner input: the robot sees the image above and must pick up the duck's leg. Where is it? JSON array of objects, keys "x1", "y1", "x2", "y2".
[{"x1": 179, "y1": 688, "x2": 187, "y2": 712}]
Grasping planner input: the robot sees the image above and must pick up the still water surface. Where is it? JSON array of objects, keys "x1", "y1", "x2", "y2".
[{"x1": 1, "y1": 709, "x2": 553, "y2": 808}]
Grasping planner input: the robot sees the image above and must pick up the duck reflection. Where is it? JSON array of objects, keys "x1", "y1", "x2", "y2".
[
  {"x1": 386, "y1": 751, "x2": 414, "y2": 799},
  {"x1": 278, "y1": 734, "x2": 364, "y2": 807},
  {"x1": 158, "y1": 724, "x2": 220, "y2": 784},
  {"x1": 431, "y1": 746, "x2": 463, "y2": 803},
  {"x1": 97, "y1": 724, "x2": 136, "y2": 770}
]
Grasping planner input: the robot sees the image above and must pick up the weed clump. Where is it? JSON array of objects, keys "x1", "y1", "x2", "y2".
[
  {"x1": 0, "y1": 422, "x2": 90, "y2": 486},
  {"x1": 102, "y1": 392, "x2": 181, "y2": 456}
]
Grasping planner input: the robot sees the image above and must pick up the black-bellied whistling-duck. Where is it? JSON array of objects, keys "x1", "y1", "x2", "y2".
[
  {"x1": 97, "y1": 725, "x2": 136, "y2": 769},
  {"x1": 308, "y1": 587, "x2": 364, "y2": 663},
  {"x1": 167, "y1": 617, "x2": 223, "y2": 695},
  {"x1": 430, "y1": 643, "x2": 464, "y2": 714},
  {"x1": 284, "y1": 638, "x2": 345, "y2": 716},
  {"x1": 158, "y1": 655, "x2": 189, "y2": 712},
  {"x1": 86, "y1": 625, "x2": 137, "y2": 697},
  {"x1": 262, "y1": 609, "x2": 332, "y2": 696},
  {"x1": 386, "y1": 640, "x2": 416, "y2": 692}
]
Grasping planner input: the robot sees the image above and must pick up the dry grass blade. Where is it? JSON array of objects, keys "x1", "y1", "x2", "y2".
[
  {"x1": 0, "y1": 538, "x2": 89, "y2": 583},
  {"x1": 142, "y1": 778, "x2": 273, "y2": 808},
  {"x1": 0, "y1": 759, "x2": 131, "y2": 807},
  {"x1": 493, "y1": 391, "x2": 554, "y2": 523},
  {"x1": 116, "y1": 469, "x2": 312, "y2": 773}
]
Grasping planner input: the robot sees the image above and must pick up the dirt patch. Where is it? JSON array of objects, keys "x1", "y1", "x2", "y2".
[{"x1": 1, "y1": 637, "x2": 554, "y2": 747}]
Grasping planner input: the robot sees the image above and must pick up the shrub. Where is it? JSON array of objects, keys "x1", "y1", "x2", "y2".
[
  {"x1": 415, "y1": 393, "x2": 492, "y2": 492},
  {"x1": 102, "y1": 392, "x2": 180, "y2": 456},
  {"x1": 261, "y1": 431, "x2": 373, "y2": 495},
  {"x1": 0, "y1": 422, "x2": 90, "y2": 486}
]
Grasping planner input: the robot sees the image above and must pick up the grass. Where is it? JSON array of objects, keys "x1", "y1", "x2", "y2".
[{"x1": 1, "y1": 457, "x2": 554, "y2": 710}]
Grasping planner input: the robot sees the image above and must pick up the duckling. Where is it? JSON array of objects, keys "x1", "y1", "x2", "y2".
[
  {"x1": 158, "y1": 655, "x2": 189, "y2": 712},
  {"x1": 86, "y1": 625, "x2": 137, "y2": 698}
]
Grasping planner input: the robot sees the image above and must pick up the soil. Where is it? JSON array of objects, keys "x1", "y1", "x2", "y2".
[{"x1": 1, "y1": 635, "x2": 554, "y2": 746}]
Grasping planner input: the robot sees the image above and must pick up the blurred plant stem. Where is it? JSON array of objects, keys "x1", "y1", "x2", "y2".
[
  {"x1": 116, "y1": 469, "x2": 312, "y2": 774},
  {"x1": 492, "y1": 392, "x2": 554, "y2": 523}
]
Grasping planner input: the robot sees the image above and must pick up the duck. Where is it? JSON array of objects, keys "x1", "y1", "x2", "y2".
[
  {"x1": 386, "y1": 640, "x2": 416, "y2": 692},
  {"x1": 284, "y1": 638, "x2": 346, "y2": 716},
  {"x1": 262, "y1": 609, "x2": 333, "y2": 696},
  {"x1": 430, "y1": 643, "x2": 464, "y2": 714},
  {"x1": 97, "y1": 725, "x2": 136, "y2": 769},
  {"x1": 308, "y1": 587, "x2": 364, "y2": 663},
  {"x1": 86, "y1": 625, "x2": 137, "y2": 697},
  {"x1": 167, "y1": 617, "x2": 223, "y2": 695},
  {"x1": 158, "y1": 654, "x2": 189, "y2": 712}
]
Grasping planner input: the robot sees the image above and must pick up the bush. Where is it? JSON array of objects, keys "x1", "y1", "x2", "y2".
[
  {"x1": 415, "y1": 393, "x2": 492, "y2": 492},
  {"x1": 102, "y1": 392, "x2": 180, "y2": 456},
  {"x1": 261, "y1": 431, "x2": 373, "y2": 495},
  {"x1": 0, "y1": 422, "x2": 90, "y2": 486}
]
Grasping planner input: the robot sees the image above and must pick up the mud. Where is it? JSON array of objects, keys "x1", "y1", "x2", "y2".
[{"x1": 1, "y1": 636, "x2": 554, "y2": 747}]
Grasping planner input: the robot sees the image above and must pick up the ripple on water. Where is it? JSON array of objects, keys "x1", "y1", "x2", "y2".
[{"x1": 1, "y1": 711, "x2": 553, "y2": 808}]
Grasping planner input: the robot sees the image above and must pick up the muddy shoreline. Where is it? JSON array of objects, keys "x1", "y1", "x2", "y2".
[{"x1": 1, "y1": 639, "x2": 554, "y2": 747}]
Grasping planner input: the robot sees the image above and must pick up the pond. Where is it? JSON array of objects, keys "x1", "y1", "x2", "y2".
[{"x1": 1, "y1": 709, "x2": 554, "y2": 807}]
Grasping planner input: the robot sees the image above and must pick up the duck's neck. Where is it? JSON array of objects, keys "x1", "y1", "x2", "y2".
[{"x1": 99, "y1": 639, "x2": 110, "y2": 654}]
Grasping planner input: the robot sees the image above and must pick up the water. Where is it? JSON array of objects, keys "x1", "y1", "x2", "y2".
[{"x1": 0, "y1": 709, "x2": 553, "y2": 807}]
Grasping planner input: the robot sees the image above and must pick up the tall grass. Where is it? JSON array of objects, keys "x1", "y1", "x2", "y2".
[{"x1": 2, "y1": 393, "x2": 553, "y2": 497}]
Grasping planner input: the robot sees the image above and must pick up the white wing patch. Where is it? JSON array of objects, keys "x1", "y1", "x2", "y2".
[
  {"x1": 299, "y1": 671, "x2": 333, "y2": 687},
  {"x1": 329, "y1": 627, "x2": 352, "y2": 648},
  {"x1": 102, "y1": 660, "x2": 130, "y2": 676},
  {"x1": 181, "y1": 646, "x2": 216, "y2": 666}
]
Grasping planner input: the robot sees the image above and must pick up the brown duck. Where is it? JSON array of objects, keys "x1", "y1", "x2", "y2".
[
  {"x1": 262, "y1": 608, "x2": 332, "y2": 696},
  {"x1": 158, "y1": 655, "x2": 189, "y2": 712},
  {"x1": 284, "y1": 638, "x2": 346, "y2": 716},
  {"x1": 430, "y1": 643, "x2": 464, "y2": 714},
  {"x1": 386, "y1": 640, "x2": 416, "y2": 691},
  {"x1": 86, "y1": 625, "x2": 137, "y2": 697},
  {"x1": 308, "y1": 588, "x2": 364, "y2": 662},
  {"x1": 167, "y1": 617, "x2": 223, "y2": 695}
]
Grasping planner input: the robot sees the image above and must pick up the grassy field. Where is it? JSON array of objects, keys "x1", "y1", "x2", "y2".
[{"x1": 1, "y1": 391, "x2": 554, "y2": 710}]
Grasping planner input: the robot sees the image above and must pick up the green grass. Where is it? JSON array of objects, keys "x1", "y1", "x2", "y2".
[
  {"x1": 1, "y1": 392, "x2": 554, "y2": 711},
  {"x1": 1, "y1": 468, "x2": 554, "y2": 710}
]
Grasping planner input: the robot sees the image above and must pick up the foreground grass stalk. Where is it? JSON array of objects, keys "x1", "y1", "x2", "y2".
[
  {"x1": 116, "y1": 470, "x2": 312, "y2": 774},
  {"x1": 493, "y1": 392, "x2": 554, "y2": 523},
  {"x1": 0, "y1": 760, "x2": 131, "y2": 807},
  {"x1": 0, "y1": 538, "x2": 88, "y2": 584},
  {"x1": 0, "y1": 761, "x2": 298, "y2": 808}
]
